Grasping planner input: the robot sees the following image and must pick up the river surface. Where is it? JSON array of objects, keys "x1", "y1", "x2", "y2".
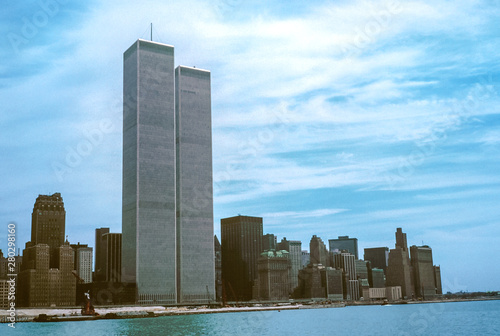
[{"x1": 7, "y1": 300, "x2": 500, "y2": 336}]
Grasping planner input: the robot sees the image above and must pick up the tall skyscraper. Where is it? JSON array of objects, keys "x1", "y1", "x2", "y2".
[
  {"x1": 329, "y1": 236, "x2": 358, "y2": 259},
  {"x1": 214, "y1": 236, "x2": 222, "y2": 302},
  {"x1": 410, "y1": 245, "x2": 438, "y2": 299},
  {"x1": 221, "y1": 215, "x2": 263, "y2": 301},
  {"x1": 71, "y1": 243, "x2": 93, "y2": 284},
  {"x1": 277, "y1": 238, "x2": 302, "y2": 292},
  {"x1": 364, "y1": 247, "x2": 389, "y2": 273},
  {"x1": 122, "y1": 39, "x2": 214, "y2": 304},
  {"x1": 103, "y1": 233, "x2": 122, "y2": 283},
  {"x1": 310, "y1": 235, "x2": 329, "y2": 266},
  {"x1": 262, "y1": 234, "x2": 277, "y2": 251},
  {"x1": 31, "y1": 193, "x2": 65, "y2": 267},
  {"x1": 175, "y1": 65, "x2": 215, "y2": 303},
  {"x1": 95, "y1": 227, "x2": 110, "y2": 282},
  {"x1": 386, "y1": 228, "x2": 414, "y2": 299},
  {"x1": 122, "y1": 39, "x2": 176, "y2": 304},
  {"x1": 334, "y1": 252, "x2": 358, "y2": 300}
]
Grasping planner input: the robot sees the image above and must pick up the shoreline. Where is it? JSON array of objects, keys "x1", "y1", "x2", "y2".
[{"x1": 1, "y1": 297, "x2": 498, "y2": 323}]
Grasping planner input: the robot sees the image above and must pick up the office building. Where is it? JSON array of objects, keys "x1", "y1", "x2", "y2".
[
  {"x1": 277, "y1": 238, "x2": 302, "y2": 292},
  {"x1": 301, "y1": 250, "x2": 310, "y2": 268},
  {"x1": 94, "y1": 227, "x2": 110, "y2": 282},
  {"x1": 122, "y1": 39, "x2": 214, "y2": 304},
  {"x1": 322, "y1": 267, "x2": 344, "y2": 301},
  {"x1": 31, "y1": 193, "x2": 65, "y2": 267},
  {"x1": 221, "y1": 215, "x2": 263, "y2": 301},
  {"x1": 253, "y1": 250, "x2": 291, "y2": 301},
  {"x1": 368, "y1": 268, "x2": 386, "y2": 288},
  {"x1": 310, "y1": 235, "x2": 329, "y2": 266},
  {"x1": 364, "y1": 247, "x2": 389, "y2": 273},
  {"x1": 329, "y1": 236, "x2": 358, "y2": 259},
  {"x1": 334, "y1": 252, "x2": 357, "y2": 300},
  {"x1": 294, "y1": 263, "x2": 325, "y2": 299},
  {"x1": 103, "y1": 233, "x2": 122, "y2": 283},
  {"x1": 71, "y1": 243, "x2": 93, "y2": 284},
  {"x1": 175, "y1": 65, "x2": 215, "y2": 303},
  {"x1": 18, "y1": 242, "x2": 75, "y2": 307},
  {"x1": 434, "y1": 266, "x2": 442, "y2": 295},
  {"x1": 214, "y1": 236, "x2": 222, "y2": 302},
  {"x1": 410, "y1": 245, "x2": 438, "y2": 299},
  {"x1": 262, "y1": 234, "x2": 277, "y2": 251},
  {"x1": 386, "y1": 228, "x2": 414, "y2": 299}
]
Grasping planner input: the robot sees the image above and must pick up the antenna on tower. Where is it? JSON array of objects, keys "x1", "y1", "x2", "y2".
[{"x1": 150, "y1": 23, "x2": 153, "y2": 41}]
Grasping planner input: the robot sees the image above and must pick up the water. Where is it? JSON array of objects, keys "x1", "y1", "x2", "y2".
[{"x1": 7, "y1": 300, "x2": 500, "y2": 336}]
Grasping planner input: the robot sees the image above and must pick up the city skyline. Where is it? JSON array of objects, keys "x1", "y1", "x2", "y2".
[{"x1": 1, "y1": 0, "x2": 500, "y2": 293}]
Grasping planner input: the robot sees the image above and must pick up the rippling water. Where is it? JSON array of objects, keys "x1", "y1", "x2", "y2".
[{"x1": 11, "y1": 300, "x2": 500, "y2": 336}]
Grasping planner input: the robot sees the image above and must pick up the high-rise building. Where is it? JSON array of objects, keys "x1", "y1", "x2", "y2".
[
  {"x1": 301, "y1": 250, "x2": 310, "y2": 268},
  {"x1": 334, "y1": 252, "x2": 357, "y2": 300},
  {"x1": 368, "y1": 268, "x2": 386, "y2": 288},
  {"x1": 322, "y1": 267, "x2": 344, "y2": 301},
  {"x1": 71, "y1": 243, "x2": 93, "y2": 284},
  {"x1": 277, "y1": 238, "x2": 302, "y2": 292},
  {"x1": 31, "y1": 193, "x2": 65, "y2": 267},
  {"x1": 410, "y1": 245, "x2": 438, "y2": 299},
  {"x1": 310, "y1": 235, "x2": 329, "y2": 266},
  {"x1": 95, "y1": 227, "x2": 110, "y2": 282},
  {"x1": 221, "y1": 215, "x2": 263, "y2": 301},
  {"x1": 329, "y1": 236, "x2": 358, "y2": 259},
  {"x1": 19, "y1": 193, "x2": 75, "y2": 307},
  {"x1": 434, "y1": 266, "x2": 442, "y2": 295},
  {"x1": 214, "y1": 236, "x2": 222, "y2": 302},
  {"x1": 122, "y1": 39, "x2": 177, "y2": 304},
  {"x1": 364, "y1": 247, "x2": 389, "y2": 273},
  {"x1": 262, "y1": 234, "x2": 277, "y2": 251},
  {"x1": 294, "y1": 263, "x2": 325, "y2": 299},
  {"x1": 175, "y1": 65, "x2": 214, "y2": 303},
  {"x1": 103, "y1": 233, "x2": 122, "y2": 283},
  {"x1": 253, "y1": 250, "x2": 291, "y2": 301},
  {"x1": 386, "y1": 228, "x2": 414, "y2": 299},
  {"x1": 122, "y1": 39, "x2": 214, "y2": 304},
  {"x1": 19, "y1": 242, "x2": 75, "y2": 307}
]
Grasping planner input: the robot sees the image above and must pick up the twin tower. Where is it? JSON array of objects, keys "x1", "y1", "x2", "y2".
[{"x1": 122, "y1": 39, "x2": 214, "y2": 304}]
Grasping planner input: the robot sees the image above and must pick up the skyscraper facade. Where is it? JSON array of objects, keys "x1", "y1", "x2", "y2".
[
  {"x1": 31, "y1": 193, "x2": 65, "y2": 267},
  {"x1": 277, "y1": 238, "x2": 302, "y2": 292},
  {"x1": 364, "y1": 247, "x2": 389, "y2": 273},
  {"x1": 410, "y1": 245, "x2": 438, "y2": 299},
  {"x1": 254, "y1": 250, "x2": 291, "y2": 301},
  {"x1": 329, "y1": 236, "x2": 358, "y2": 259},
  {"x1": 221, "y1": 215, "x2": 263, "y2": 301},
  {"x1": 95, "y1": 227, "x2": 110, "y2": 282},
  {"x1": 103, "y1": 233, "x2": 122, "y2": 283},
  {"x1": 386, "y1": 228, "x2": 414, "y2": 299},
  {"x1": 122, "y1": 39, "x2": 214, "y2": 304},
  {"x1": 175, "y1": 65, "x2": 215, "y2": 303},
  {"x1": 310, "y1": 235, "x2": 329, "y2": 266},
  {"x1": 71, "y1": 243, "x2": 93, "y2": 284}
]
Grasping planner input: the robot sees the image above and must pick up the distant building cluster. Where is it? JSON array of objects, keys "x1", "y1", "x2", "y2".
[
  {"x1": 4, "y1": 38, "x2": 442, "y2": 308},
  {"x1": 219, "y1": 215, "x2": 442, "y2": 303}
]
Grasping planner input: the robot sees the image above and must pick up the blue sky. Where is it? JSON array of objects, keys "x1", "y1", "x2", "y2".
[{"x1": 1, "y1": 0, "x2": 499, "y2": 292}]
